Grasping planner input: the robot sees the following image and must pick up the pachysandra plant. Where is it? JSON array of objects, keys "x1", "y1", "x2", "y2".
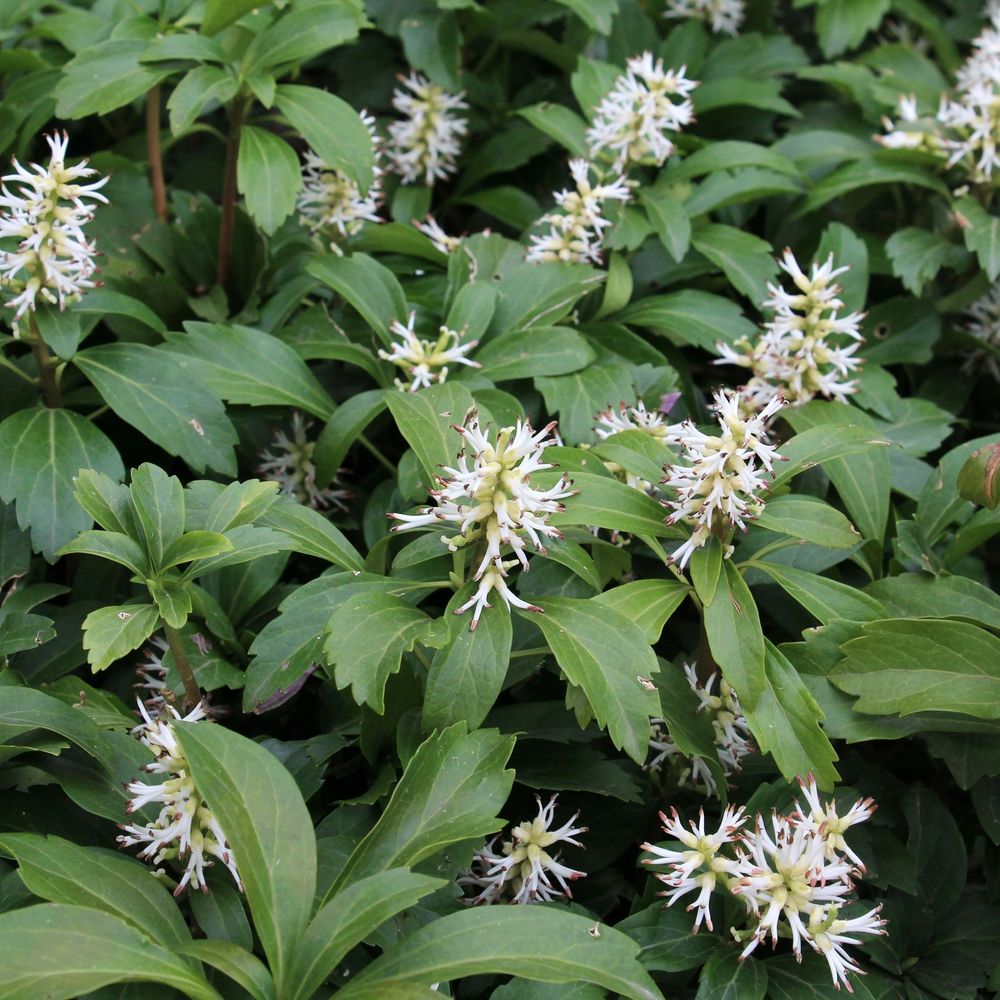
[{"x1": 5, "y1": 1, "x2": 1000, "y2": 997}]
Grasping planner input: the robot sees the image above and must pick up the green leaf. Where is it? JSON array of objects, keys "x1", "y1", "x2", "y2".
[
  {"x1": 0, "y1": 904, "x2": 220, "y2": 1000},
  {"x1": 517, "y1": 102, "x2": 588, "y2": 157},
  {"x1": 0, "y1": 833, "x2": 190, "y2": 949},
  {"x1": 617, "y1": 291, "x2": 757, "y2": 351},
  {"x1": 957, "y1": 439, "x2": 1000, "y2": 509},
  {"x1": 769, "y1": 423, "x2": 893, "y2": 491},
  {"x1": 130, "y1": 463, "x2": 185, "y2": 569},
  {"x1": 689, "y1": 536, "x2": 723, "y2": 606},
  {"x1": 168, "y1": 65, "x2": 240, "y2": 135},
  {"x1": 141, "y1": 32, "x2": 226, "y2": 64},
  {"x1": 287, "y1": 870, "x2": 444, "y2": 1000},
  {"x1": 551, "y1": 472, "x2": 676, "y2": 538},
  {"x1": 71, "y1": 288, "x2": 168, "y2": 336},
  {"x1": 755, "y1": 562, "x2": 886, "y2": 625},
  {"x1": 797, "y1": 156, "x2": 949, "y2": 216},
  {"x1": 693, "y1": 77, "x2": 798, "y2": 117},
  {"x1": 695, "y1": 950, "x2": 767, "y2": 1000},
  {"x1": 202, "y1": 0, "x2": 257, "y2": 34},
  {"x1": 202, "y1": 480, "x2": 281, "y2": 533},
  {"x1": 491, "y1": 263, "x2": 604, "y2": 333},
  {"x1": 0, "y1": 686, "x2": 113, "y2": 764},
  {"x1": 385, "y1": 381, "x2": 476, "y2": 485},
  {"x1": 149, "y1": 579, "x2": 193, "y2": 629},
  {"x1": 815, "y1": 0, "x2": 890, "y2": 58},
  {"x1": 307, "y1": 253, "x2": 407, "y2": 342},
  {"x1": 685, "y1": 168, "x2": 804, "y2": 216},
  {"x1": 617, "y1": 903, "x2": 718, "y2": 973},
  {"x1": 642, "y1": 187, "x2": 691, "y2": 263},
  {"x1": 535, "y1": 364, "x2": 634, "y2": 444},
  {"x1": 691, "y1": 224, "x2": 776, "y2": 303},
  {"x1": 274, "y1": 84, "x2": 373, "y2": 191},
  {"x1": 174, "y1": 721, "x2": 316, "y2": 994},
  {"x1": 324, "y1": 592, "x2": 449, "y2": 712},
  {"x1": 746, "y1": 641, "x2": 840, "y2": 787},
  {"x1": 260, "y1": 499, "x2": 364, "y2": 572},
  {"x1": 703, "y1": 560, "x2": 765, "y2": 708},
  {"x1": 56, "y1": 39, "x2": 171, "y2": 118},
  {"x1": 957, "y1": 196, "x2": 1000, "y2": 280},
  {"x1": 161, "y1": 531, "x2": 233, "y2": 570},
  {"x1": 831, "y1": 619, "x2": 1000, "y2": 717},
  {"x1": 165, "y1": 323, "x2": 333, "y2": 420},
  {"x1": 237, "y1": 126, "x2": 301, "y2": 234},
  {"x1": 0, "y1": 407, "x2": 123, "y2": 561},
  {"x1": 82, "y1": 603, "x2": 160, "y2": 672},
  {"x1": 71, "y1": 469, "x2": 136, "y2": 536},
  {"x1": 669, "y1": 141, "x2": 800, "y2": 182},
  {"x1": 476, "y1": 327, "x2": 595, "y2": 381},
  {"x1": 56, "y1": 530, "x2": 149, "y2": 577},
  {"x1": 424, "y1": 589, "x2": 512, "y2": 731},
  {"x1": 815, "y1": 221, "x2": 868, "y2": 314},
  {"x1": 326, "y1": 723, "x2": 514, "y2": 897},
  {"x1": 765, "y1": 952, "x2": 879, "y2": 999},
  {"x1": 885, "y1": 226, "x2": 965, "y2": 295},
  {"x1": 242, "y1": 1, "x2": 367, "y2": 74},
  {"x1": 866, "y1": 572, "x2": 1000, "y2": 630},
  {"x1": 755, "y1": 495, "x2": 861, "y2": 548},
  {"x1": 340, "y1": 906, "x2": 660, "y2": 1000},
  {"x1": 783, "y1": 405, "x2": 891, "y2": 543},
  {"x1": 594, "y1": 579, "x2": 689, "y2": 644},
  {"x1": 524, "y1": 596, "x2": 659, "y2": 764},
  {"x1": 74, "y1": 344, "x2": 238, "y2": 476},
  {"x1": 174, "y1": 941, "x2": 275, "y2": 1000},
  {"x1": 314, "y1": 390, "x2": 388, "y2": 484}
]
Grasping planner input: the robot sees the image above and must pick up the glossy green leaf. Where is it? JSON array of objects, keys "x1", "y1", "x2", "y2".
[
  {"x1": 0, "y1": 407, "x2": 123, "y2": 561},
  {"x1": 175, "y1": 940, "x2": 275, "y2": 1000},
  {"x1": 476, "y1": 327, "x2": 595, "y2": 381},
  {"x1": 691, "y1": 224, "x2": 775, "y2": 303},
  {"x1": 703, "y1": 560, "x2": 765, "y2": 708},
  {"x1": 957, "y1": 195, "x2": 1000, "y2": 280},
  {"x1": 617, "y1": 291, "x2": 758, "y2": 350},
  {"x1": 242, "y1": 1, "x2": 367, "y2": 74},
  {"x1": 202, "y1": 0, "x2": 257, "y2": 34},
  {"x1": 594, "y1": 579, "x2": 690, "y2": 644},
  {"x1": 259, "y1": 499, "x2": 364, "y2": 572},
  {"x1": 517, "y1": 102, "x2": 588, "y2": 157},
  {"x1": 174, "y1": 721, "x2": 316, "y2": 993},
  {"x1": 695, "y1": 949, "x2": 767, "y2": 1000},
  {"x1": 237, "y1": 126, "x2": 301, "y2": 234},
  {"x1": 755, "y1": 495, "x2": 862, "y2": 549},
  {"x1": 755, "y1": 561, "x2": 886, "y2": 625},
  {"x1": 0, "y1": 686, "x2": 113, "y2": 764},
  {"x1": 307, "y1": 253, "x2": 407, "y2": 342},
  {"x1": 524, "y1": 596, "x2": 659, "y2": 763},
  {"x1": 769, "y1": 423, "x2": 893, "y2": 491},
  {"x1": 642, "y1": 187, "x2": 691, "y2": 262},
  {"x1": 56, "y1": 39, "x2": 171, "y2": 118},
  {"x1": 81, "y1": 603, "x2": 160, "y2": 672},
  {"x1": 56, "y1": 530, "x2": 149, "y2": 577},
  {"x1": 130, "y1": 463, "x2": 184, "y2": 569},
  {"x1": 314, "y1": 390, "x2": 388, "y2": 484},
  {"x1": 550, "y1": 472, "x2": 676, "y2": 537}
]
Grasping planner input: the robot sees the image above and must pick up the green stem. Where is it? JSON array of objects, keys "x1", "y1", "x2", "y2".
[
  {"x1": 0, "y1": 352, "x2": 38, "y2": 385},
  {"x1": 509, "y1": 646, "x2": 549, "y2": 659},
  {"x1": 412, "y1": 645, "x2": 433, "y2": 670},
  {"x1": 162, "y1": 622, "x2": 201, "y2": 709},
  {"x1": 216, "y1": 96, "x2": 247, "y2": 291},
  {"x1": 28, "y1": 314, "x2": 60, "y2": 408},
  {"x1": 358, "y1": 433, "x2": 398, "y2": 476},
  {"x1": 146, "y1": 85, "x2": 168, "y2": 223},
  {"x1": 86, "y1": 405, "x2": 110, "y2": 422}
]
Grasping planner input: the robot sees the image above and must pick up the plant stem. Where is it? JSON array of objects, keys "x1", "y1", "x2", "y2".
[
  {"x1": 146, "y1": 85, "x2": 168, "y2": 222},
  {"x1": 695, "y1": 612, "x2": 719, "y2": 687},
  {"x1": 509, "y1": 646, "x2": 549, "y2": 659},
  {"x1": 163, "y1": 622, "x2": 201, "y2": 709},
  {"x1": 358, "y1": 433, "x2": 398, "y2": 476},
  {"x1": 216, "y1": 95, "x2": 246, "y2": 291},
  {"x1": 28, "y1": 314, "x2": 60, "y2": 408}
]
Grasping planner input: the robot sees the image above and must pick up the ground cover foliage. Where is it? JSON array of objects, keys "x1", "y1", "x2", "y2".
[{"x1": 1, "y1": 0, "x2": 1000, "y2": 997}]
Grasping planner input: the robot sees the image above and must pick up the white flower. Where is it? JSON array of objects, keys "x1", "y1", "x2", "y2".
[
  {"x1": 962, "y1": 282, "x2": 1000, "y2": 379},
  {"x1": 0, "y1": 131, "x2": 108, "y2": 323},
  {"x1": 525, "y1": 159, "x2": 631, "y2": 265},
  {"x1": 647, "y1": 663, "x2": 754, "y2": 795},
  {"x1": 641, "y1": 805, "x2": 747, "y2": 932},
  {"x1": 875, "y1": 94, "x2": 945, "y2": 153},
  {"x1": 586, "y1": 53, "x2": 697, "y2": 172},
  {"x1": 594, "y1": 399, "x2": 671, "y2": 440},
  {"x1": 461, "y1": 795, "x2": 587, "y2": 905},
  {"x1": 793, "y1": 774, "x2": 876, "y2": 869},
  {"x1": 117, "y1": 701, "x2": 242, "y2": 895},
  {"x1": 716, "y1": 250, "x2": 865, "y2": 412},
  {"x1": 807, "y1": 905, "x2": 887, "y2": 992},
  {"x1": 389, "y1": 410, "x2": 574, "y2": 629},
  {"x1": 414, "y1": 215, "x2": 462, "y2": 254},
  {"x1": 297, "y1": 111, "x2": 382, "y2": 240},
  {"x1": 135, "y1": 635, "x2": 171, "y2": 713},
  {"x1": 661, "y1": 388, "x2": 784, "y2": 569},
  {"x1": 387, "y1": 72, "x2": 468, "y2": 186},
  {"x1": 257, "y1": 413, "x2": 350, "y2": 511},
  {"x1": 937, "y1": 81, "x2": 1000, "y2": 181},
  {"x1": 664, "y1": 0, "x2": 745, "y2": 36},
  {"x1": 955, "y1": 21, "x2": 1000, "y2": 91},
  {"x1": 377, "y1": 311, "x2": 480, "y2": 391}
]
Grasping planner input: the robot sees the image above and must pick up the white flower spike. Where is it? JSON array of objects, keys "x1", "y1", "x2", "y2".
[
  {"x1": 461, "y1": 795, "x2": 587, "y2": 905},
  {"x1": 257, "y1": 413, "x2": 350, "y2": 511},
  {"x1": 118, "y1": 701, "x2": 242, "y2": 896},
  {"x1": 414, "y1": 215, "x2": 462, "y2": 254},
  {"x1": 387, "y1": 72, "x2": 469, "y2": 186},
  {"x1": 377, "y1": 311, "x2": 480, "y2": 391},
  {"x1": 587, "y1": 53, "x2": 697, "y2": 172},
  {"x1": 0, "y1": 131, "x2": 108, "y2": 324},
  {"x1": 389, "y1": 410, "x2": 574, "y2": 629},
  {"x1": 664, "y1": 0, "x2": 745, "y2": 36}
]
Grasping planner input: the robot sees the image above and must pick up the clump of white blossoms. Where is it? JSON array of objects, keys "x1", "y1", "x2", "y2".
[
  {"x1": 661, "y1": 388, "x2": 784, "y2": 569},
  {"x1": 377, "y1": 311, "x2": 480, "y2": 391},
  {"x1": 414, "y1": 215, "x2": 462, "y2": 254},
  {"x1": 664, "y1": 0, "x2": 745, "y2": 36},
  {"x1": 962, "y1": 282, "x2": 1000, "y2": 379},
  {"x1": 460, "y1": 795, "x2": 587, "y2": 905},
  {"x1": 258, "y1": 413, "x2": 349, "y2": 511},
  {"x1": 643, "y1": 779, "x2": 885, "y2": 991},
  {"x1": 0, "y1": 131, "x2": 108, "y2": 324},
  {"x1": 389, "y1": 410, "x2": 574, "y2": 629},
  {"x1": 387, "y1": 72, "x2": 468, "y2": 186},
  {"x1": 586, "y1": 53, "x2": 697, "y2": 172},
  {"x1": 647, "y1": 663, "x2": 753, "y2": 796},
  {"x1": 875, "y1": 94, "x2": 946, "y2": 154},
  {"x1": 297, "y1": 110, "x2": 382, "y2": 242},
  {"x1": 526, "y1": 159, "x2": 630, "y2": 265},
  {"x1": 594, "y1": 399, "x2": 673, "y2": 493},
  {"x1": 118, "y1": 701, "x2": 242, "y2": 896}
]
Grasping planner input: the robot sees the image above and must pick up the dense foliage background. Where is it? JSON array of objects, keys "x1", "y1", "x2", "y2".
[{"x1": 1, "y1": 1, "x2": 1000, "y2": 998}]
